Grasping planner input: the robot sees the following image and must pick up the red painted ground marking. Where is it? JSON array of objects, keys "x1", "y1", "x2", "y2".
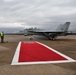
[{"x1": 18, "y1": 42, "x2": 67, "y2": 62}]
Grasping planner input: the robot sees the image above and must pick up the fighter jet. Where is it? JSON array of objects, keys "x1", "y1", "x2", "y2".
[{"x1": 28, "y1": 22, "x2": 70, "y2": 40}]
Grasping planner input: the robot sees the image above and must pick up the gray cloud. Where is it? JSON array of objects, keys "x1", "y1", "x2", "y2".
[{"x1": 0, "y1": 0, "x2": 76, "y2": 30}]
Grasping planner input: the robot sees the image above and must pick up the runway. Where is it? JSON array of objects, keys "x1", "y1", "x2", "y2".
[{"x1": 0, "y1": 35, "x2": 76, "y2": 75}]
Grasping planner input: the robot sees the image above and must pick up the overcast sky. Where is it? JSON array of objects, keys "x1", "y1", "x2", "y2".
[{"x1": 0, "y1": 0, "x2": 76, "y2": 30}]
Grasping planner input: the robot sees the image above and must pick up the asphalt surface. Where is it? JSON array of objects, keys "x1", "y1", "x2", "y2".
[{"x1": 0, "y1": 35, "x2": 76, "y2": 75}]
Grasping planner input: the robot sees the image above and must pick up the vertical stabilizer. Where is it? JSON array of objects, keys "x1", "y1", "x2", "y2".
[{"x1": 56, "y1": 22, "x2": 70, "y2": 32}]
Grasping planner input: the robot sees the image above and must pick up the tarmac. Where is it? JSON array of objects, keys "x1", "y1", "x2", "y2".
[{"x1": 0, "y1": 35, "x2": 76, "y2": 75}]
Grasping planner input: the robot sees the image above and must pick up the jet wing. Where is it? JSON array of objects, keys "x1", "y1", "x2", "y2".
[{"x1": 28, "y1": 30, "x2": 65, "y2": 33}]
